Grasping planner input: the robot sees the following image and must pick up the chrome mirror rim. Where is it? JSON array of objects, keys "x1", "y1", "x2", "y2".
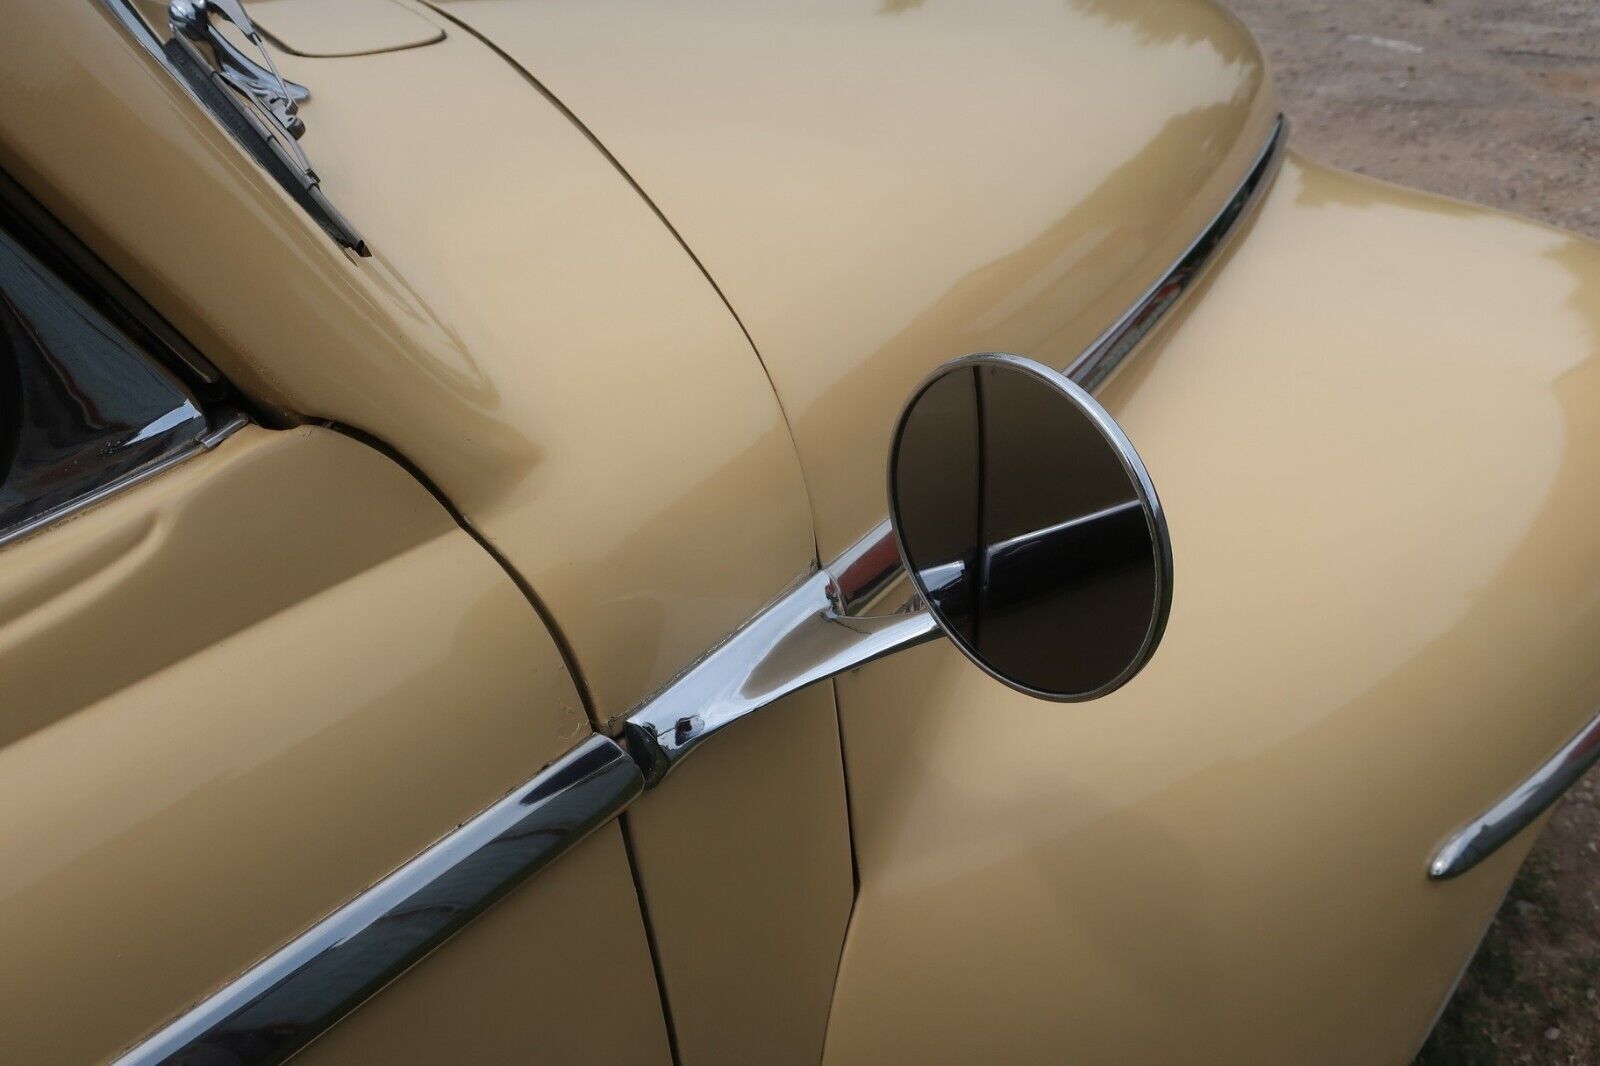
[{"x1": 886, "y1": 351, "x2": 1173, "y2": 703}]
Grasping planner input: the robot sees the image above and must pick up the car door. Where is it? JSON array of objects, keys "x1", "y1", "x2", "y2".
[
  {"x1": 0, "y1": 177, "x2": 670, "y2": 1064},
  {"x1": 1, "y1": 1, "x2": 855, "y2": 1062}
]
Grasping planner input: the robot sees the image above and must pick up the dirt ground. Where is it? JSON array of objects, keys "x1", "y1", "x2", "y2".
[{"x1": 1222, "y1": 1, "x2": 1600, "y2": 1061}]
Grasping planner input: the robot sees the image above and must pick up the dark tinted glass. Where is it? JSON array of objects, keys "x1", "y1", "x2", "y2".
[
  {"x1": 890, "y1": 358, "x2": 1167, "y2": 699},
  {"x1": 0, "y1": 225, "x2": 208, "y2": 542}
]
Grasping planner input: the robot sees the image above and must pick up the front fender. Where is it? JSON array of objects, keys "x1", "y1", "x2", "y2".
[{"x1": 825, "y1": 152, "x2": 1600, "y2": 1064}]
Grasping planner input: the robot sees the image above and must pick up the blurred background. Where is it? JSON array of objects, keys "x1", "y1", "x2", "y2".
[{"x1": 1225, "y1": 1, "x2": 1599, "y2": 1060}]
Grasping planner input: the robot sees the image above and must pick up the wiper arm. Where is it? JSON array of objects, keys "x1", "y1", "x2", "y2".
[
  {"x1": 164, "y1": 0, "x2": 367, "y2": 254},
  {"x1": 172, "y1": 0, "x2": 309, "y2": 144}
]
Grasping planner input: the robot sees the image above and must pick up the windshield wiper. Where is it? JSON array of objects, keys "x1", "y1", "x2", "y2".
[{"x1": 158, "y1": 0, "x2": 368, "y2": 254}]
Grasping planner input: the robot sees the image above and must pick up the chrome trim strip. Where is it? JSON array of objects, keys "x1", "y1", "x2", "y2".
[
  {"x1": 116, "y1": 735, "x2": 642, "y2": 1066},
  {"x1": 832, "y1": 115, "x2": 1287, "y2": 613},
  {"x1": 1066, "y1": 114, "x2": 1287, "y2": 392},
  {"x1": 1429, "y1": 709, "x2": 1600, "y2": 881},
  {"x1": 624, "y1": 570, "x2": 939, "y2": 784}
]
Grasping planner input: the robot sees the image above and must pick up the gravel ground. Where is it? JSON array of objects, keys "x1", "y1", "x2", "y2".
[{"x1": 1222, "y1": 1, "x2": 1600, "y2": 1061}]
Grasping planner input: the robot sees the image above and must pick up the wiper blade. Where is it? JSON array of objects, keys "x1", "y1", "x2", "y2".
[{"x1": 102, "y1": 0, "x2": 369, "y2": 255}]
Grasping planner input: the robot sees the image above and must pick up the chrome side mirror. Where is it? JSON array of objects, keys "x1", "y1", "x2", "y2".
[
  {"x1": 888, "y1": 353, "x2": 1172, "y2": 700},
  {"x1": 625, "y1": 352, "x2": 1171, "y2": 785}
]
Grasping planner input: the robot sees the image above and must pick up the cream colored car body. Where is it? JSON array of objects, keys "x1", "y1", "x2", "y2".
[{"x1": 0, "y1": 0, "x2": 1597, "y2": 1062}]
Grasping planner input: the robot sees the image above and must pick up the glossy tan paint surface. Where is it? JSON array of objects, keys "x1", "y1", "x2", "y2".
[
  {"x1": 437, "y1": 0, "x2": 1277, "y2": 561},
  {"x1": 824, "y1": 155, "x2": 1600, "y2": 1064},
  {"x1": 296, "y1": 825, "x2": 670, "y2": 1066},
  {"x1": 0, "y1": 0, "x2": 816, "y2": 725},
  {"x1": 0, "y1": 427, "x2": 659, "y2": 1062},
  {"x1": 5, "y1": 0, "x2": 1598, "y2": 1061},
  {"x1": 251, "y1": 0, "x2": 445, "y2": 57},
  {"x1": 623, "y1": 683, "x2": 853, "y2": 1066}
]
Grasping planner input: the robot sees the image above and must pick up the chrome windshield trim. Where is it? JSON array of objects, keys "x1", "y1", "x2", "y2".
[
  {"x1": 116, "y1": 735, "x2": 642, "y2": 1066},
  {"x1": 0, "y1": 203, "x2": 250, "y2": 552},
  {"x1": 1430, "y1": 709, "x2": 1600, "y2": 881},
  {"x1": 0, "y1": 413, "x2": 244, "y2": 552},
  {"x1": 833, "y1": 114, "x2": 1287, "y2": 613}
]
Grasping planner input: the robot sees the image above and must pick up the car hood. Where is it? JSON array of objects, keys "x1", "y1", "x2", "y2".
[{"x1": 430, "y1": 0, "x2": 1278, "y2": 557}]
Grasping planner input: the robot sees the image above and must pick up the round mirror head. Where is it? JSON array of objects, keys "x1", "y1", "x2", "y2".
[{"x1": 888, "y1": 353, "x2": 1172, "y2": 701}]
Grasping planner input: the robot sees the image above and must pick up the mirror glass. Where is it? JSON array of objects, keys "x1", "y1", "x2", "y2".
[{"x1": 888, "y1": 353, "x2": 1172, "y2": 700}]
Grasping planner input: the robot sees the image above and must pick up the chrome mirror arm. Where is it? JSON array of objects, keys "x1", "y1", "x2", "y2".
[{"x1": 622, "y1": 570, "x2": 939, "y2": 786}]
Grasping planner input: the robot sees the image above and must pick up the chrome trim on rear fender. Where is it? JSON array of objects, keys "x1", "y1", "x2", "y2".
[
  {"x1": 115, "y1": 735, "x2": 642, "y2": 1066},
  {"x1": 1067, "y1": 114, "x2": 1287, "y2": 392},
  {"x1": 833, "y1": 115, "x2": 1287, "y2": 614},
  {"x1": 1429, "y1": 709, "x2": 1600, "y2": 881}
]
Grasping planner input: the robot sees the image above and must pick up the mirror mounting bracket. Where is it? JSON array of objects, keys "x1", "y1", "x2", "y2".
[{"x1": 620, "y1": 568, "x2": 939, "y2": 786}]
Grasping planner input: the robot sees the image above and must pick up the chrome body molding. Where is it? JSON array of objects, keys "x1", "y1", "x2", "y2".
[
  {"x1": 831, "y1": 115, "x2": 1287, "y2": 615},
  {"x1": 1430, "y1": 709, "x2": 1600, "y2": 881},
  {"x1": 1065, "y1": 114, "x2": 1287, "y2": 393},
  {"x1": 623, "y1": 570, "x2": 940, "y2": 784},
  {"x1": 115, "y1": 735, "x2": 642, "y2": 1066}
]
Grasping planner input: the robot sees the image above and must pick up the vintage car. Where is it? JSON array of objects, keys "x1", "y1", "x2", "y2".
[{"x1": 2, "y1": 0, "x2": 1597, "y2": 1062}]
